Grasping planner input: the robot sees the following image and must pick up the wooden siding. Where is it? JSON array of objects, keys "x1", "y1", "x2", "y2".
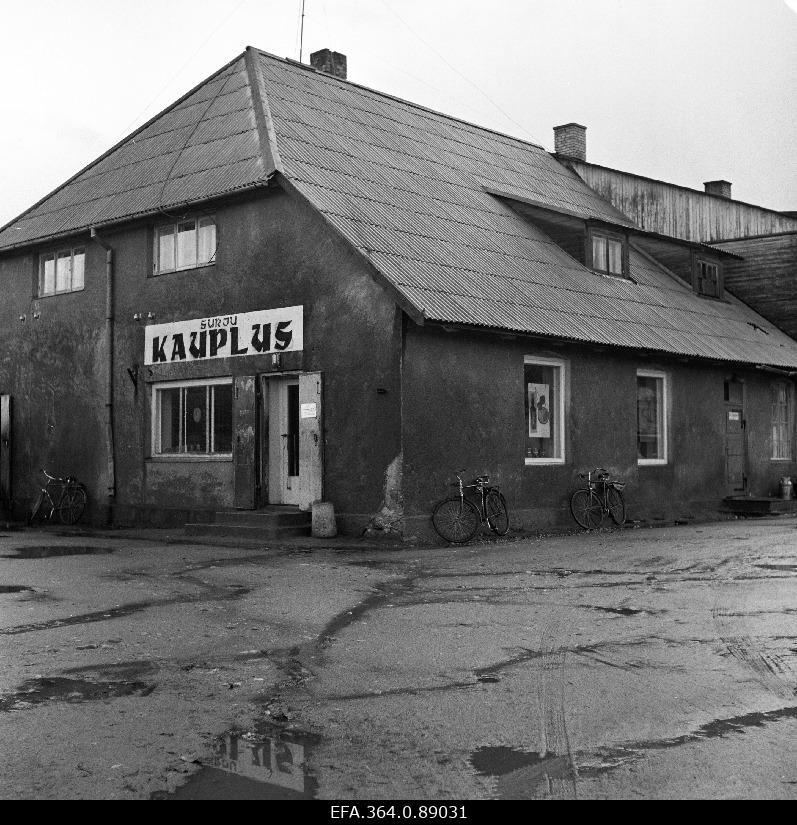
[
  {"x1": 716, "y1": 233, "x2": 797, "y2": 338},
  {"x1": 569, "y1": 162, "x2": 797, "y2": 243}
]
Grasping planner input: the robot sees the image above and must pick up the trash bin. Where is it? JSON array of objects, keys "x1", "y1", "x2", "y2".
[
  {"x1": 779, "y1": 477, "x2": 793, "y2": 500},
  {"x1": 312, "y1": 501, "x2": 337, "y2": 538}
]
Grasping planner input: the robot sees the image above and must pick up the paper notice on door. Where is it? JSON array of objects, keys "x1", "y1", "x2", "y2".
[
  {"x1": 728, "y1": 411, "x2": 740, "y2": 421},
  {"x1": 301, "y1": 403, "x2": 318, "y2": 419}
]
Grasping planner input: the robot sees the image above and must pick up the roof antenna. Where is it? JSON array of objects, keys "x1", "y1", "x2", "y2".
[{"x1": 299, "y1": 0, "x2": 306, "y2": 63}]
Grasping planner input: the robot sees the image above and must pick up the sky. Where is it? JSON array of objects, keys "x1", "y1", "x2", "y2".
[{"x1": 0, "y1": 0, "x2": 795, "y2": 227}]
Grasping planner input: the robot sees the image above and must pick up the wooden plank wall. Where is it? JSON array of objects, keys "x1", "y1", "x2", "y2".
[
  {"x1": 716, "y1": 234, "x2": 797, "y2": 338},
  {"x1": 570, "y1": 163, "x2": 797, "y2": 243}
]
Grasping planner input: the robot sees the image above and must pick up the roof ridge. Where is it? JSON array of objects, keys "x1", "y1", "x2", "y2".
[
  {"x1": 0, "y1": 50, "x2": 248, "y2": 240},
  {"x1": 249, "y1": 46, "x2": 548, "y2": 154}
]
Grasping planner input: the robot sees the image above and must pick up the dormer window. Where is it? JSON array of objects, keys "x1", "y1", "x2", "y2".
[
  {"x1": 696, "y1": 259, "x2": 721, "y2": 298},
  {"x1": 589, "y1": 230, "x2": 627, "y2": 278}
]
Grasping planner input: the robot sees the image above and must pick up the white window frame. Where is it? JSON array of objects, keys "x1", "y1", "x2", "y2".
[
  {"x1": 39, "y1": 247, "x2": 86, "y2": 297},
  {"x1": 154, "y1": 215, "x2": 217, "y2": 275},
  {"x1": 151, "y1": 377, "x2": 233, "y2": 460},
  {"x1": 524, "y1": 355, "x2": 566, "y2": 466},
  {"x1": 637, "y1": 369, "x2": 669, "y2": 466}
]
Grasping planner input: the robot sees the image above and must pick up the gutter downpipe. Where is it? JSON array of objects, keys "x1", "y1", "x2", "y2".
[{"x1": 90, "y1": 228, "x2": 116, "y2": 502}]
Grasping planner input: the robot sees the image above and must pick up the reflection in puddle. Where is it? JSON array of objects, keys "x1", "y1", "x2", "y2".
[
  {"x1": 471, "y1": 746, "x2": 577, "y2": 799},
  {"x1": 0, "y1": 585, "x2": 33, "y2": 593},
  {"x1": 2, "y1": 546, "x2": 115, "y2": 559},
  {"x1": 154, "y1": 732, "x2": 318, "y2": 799}
]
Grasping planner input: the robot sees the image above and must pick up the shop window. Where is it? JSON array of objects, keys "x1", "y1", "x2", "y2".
[
  {"x1": 589, "y1": 230, "x2": 626, "y2": 278},
  {"x1": 637, "y1": 371, "x2": 668, "y2": 464},
  {"x1": 695, "y1": 259, "x2": 722, "y2": 298},
  {"x1": 154, "y1": 216, "x2": 216, "y2": 274},
  {"x1": 39, "y1": 247, "x2": 85, "y2": 296},
  {"x1": 771, "y1": 382, "x2": 793, "y2": 461},
  {"x1": 525, "y1": 356, "x2": 565, "y2": 464},
  {"x1": 152, "y1": 378, "x2": 232, "y2": 456}
]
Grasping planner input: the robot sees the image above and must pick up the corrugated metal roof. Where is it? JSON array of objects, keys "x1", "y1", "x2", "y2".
[
  {"x1": 0, "y1": 56, "x2": 264, "y2": 250},
  {"x1": 258, "y1": 53, "x2": 797, "y2": 368},
  {"x1": 1, "y1": 47, "x2": 796, "y2": 369}
]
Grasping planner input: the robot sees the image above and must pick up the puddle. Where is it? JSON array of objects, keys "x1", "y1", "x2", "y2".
[
  {"x1": 589, "y1": 606, "x2": 646, "y2": 616},
  {"x1": 0, "y1": 585, "x2": 34, "y2": 594},
  {"x1": 2, "y1": 546, "x2": 115, "y2": 559},
  {"x1": 0, "y1": 676, "x2": 156, "y2": 711},
  {"x1": 470, "y1": 746, "x2": 576, "y2": 799},
  {"x1": 755, "y1": 564, "x2": 797, "y2": 573},
  {"x1": 152, "y1": 729, "x2": 318, "y2": 799}
]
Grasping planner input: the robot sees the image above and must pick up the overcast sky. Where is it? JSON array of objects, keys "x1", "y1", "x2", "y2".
[{"x1": 1, "y1": 0, "x2": 795, "y2": 227}]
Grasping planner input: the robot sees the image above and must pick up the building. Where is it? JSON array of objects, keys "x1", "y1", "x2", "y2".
[
  {"x1": 554, "y1": 123, "x2": 797, "y2": 348},
  {"x1": 1, "y1": 47, "x2": 796, "y2": 536}
]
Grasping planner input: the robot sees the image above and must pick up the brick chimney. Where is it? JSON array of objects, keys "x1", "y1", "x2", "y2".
[
  {"x1": 310, "y1": 49, "x2": 347, "y2": 80},
  {"x1": 553, "y1": 123, "x2": 587, "y2": 161},
  {"x1": 704, "y1": 180, "x2": 732, "y2": 199}
]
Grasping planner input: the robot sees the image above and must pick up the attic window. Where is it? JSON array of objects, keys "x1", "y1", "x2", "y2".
[
  {"x1": 155, "y1": 216, "x2": 217, "y2": 275},
  {"x1": 589, "y1": 230, "x2": 627, "y2": 278},
  {"x1": 696, "y1": 260, "x2": 721, "y2": 298}
]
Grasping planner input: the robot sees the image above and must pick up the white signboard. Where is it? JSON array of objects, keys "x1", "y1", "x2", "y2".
[
  {"x1": 145, "y1": 306, "x2": 303, "y2": 366},
  {"x1": 300, "y1": 403, "x2": 318, "y2": 419}
]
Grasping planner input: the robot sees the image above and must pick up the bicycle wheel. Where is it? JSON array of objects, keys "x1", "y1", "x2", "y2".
[
  {"x1": 607, "y1": 487, "x2": 626, "y2": 526},
  {"x1": 485, "y1": 490, "x2": 510, "y2": 536},
  {"x1": 27, "y1": 491, "x2": 45, "y2": 525},
  {"x1": 58, "y1": 485, "x2": 87, "y2": 525},
  {"x1": 570, "y1": 489, "x2": 604, "y2": 530},
  {"x1": 432, "y1": 497, "x2": 480, "y2": 543}
]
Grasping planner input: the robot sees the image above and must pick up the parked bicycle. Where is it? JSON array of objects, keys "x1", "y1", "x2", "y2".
[
  {"x1": 569, "y1": 467, "x2": 626, "y2": 530},
  {"x1": 432, "y1": 471, "x2": 509, "y2": 543},
  {"x1": 27, "y1": 469, "x2": 87, "y2": 526}
]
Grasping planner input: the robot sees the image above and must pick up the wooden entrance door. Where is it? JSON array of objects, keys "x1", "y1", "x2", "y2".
[
  {"x1": 724, "y1": 380, "x2": 746, "y2": 493},
  {"x1": 262, "y1": 373, "x2": 323, "y2": 509}
]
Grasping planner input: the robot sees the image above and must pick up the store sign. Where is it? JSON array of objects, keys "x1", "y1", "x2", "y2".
[{"x1": 145, "y1": 306, "x2": 303, "y2": 366}]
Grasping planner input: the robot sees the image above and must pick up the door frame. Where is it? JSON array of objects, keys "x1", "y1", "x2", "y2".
[
  {"x1": 258, "y1": 372, "x2": 323, "y2": 509},
  {"x1": 724, "y1": 379, "x2": 747, "y2": 494}
]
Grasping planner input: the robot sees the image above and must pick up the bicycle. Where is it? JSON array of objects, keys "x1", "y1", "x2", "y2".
[
  {"x1": 27, "y1": 468, "x2": 87, "y2": 526},
  {"x1": 569, "y1": 467, "x2": 626, "y2": 530},
  {"x1": 432, "y1": 471, "x2": 510, "y2": 543}
]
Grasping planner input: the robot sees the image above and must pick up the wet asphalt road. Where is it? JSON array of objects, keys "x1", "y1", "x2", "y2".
[{"x1": 0, "y1": 518, "x2": 796, "y2": 799}]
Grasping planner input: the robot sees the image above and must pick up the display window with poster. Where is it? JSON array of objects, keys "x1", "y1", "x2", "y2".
[{"x1": 524, "y1": 356, "x2": 565, "y2": 464}]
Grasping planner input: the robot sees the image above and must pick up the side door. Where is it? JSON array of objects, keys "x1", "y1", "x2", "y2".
[{"x1": 724, "y1": 380, "x2": 746, "y2": 494}]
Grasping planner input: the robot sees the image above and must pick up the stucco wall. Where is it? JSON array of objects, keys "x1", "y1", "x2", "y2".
[
  {"x1": 0, "y1": 186, "x2": 402, "y2": 529},
  {"x1": 401, "y1": 324, "x2": 797, "y2": 534}
]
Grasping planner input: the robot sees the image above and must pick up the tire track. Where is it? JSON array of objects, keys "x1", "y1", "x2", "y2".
[
  {"x1": 712, "y1": 599, "x2": 796, "y2": 700},
  {"x1": 536, "y1": 619, "x2": 578, "y2": 799}
]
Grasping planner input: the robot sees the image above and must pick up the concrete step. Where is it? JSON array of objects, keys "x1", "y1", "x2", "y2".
[
  {"x1": 723, "y1": 496, "x2": 797, "y2": 516},
  {"x1": 208, "y1": 509, "x2": 311, "y2": 527},
  {"x1": 184, "y1": 507, "x2": 312, "y2": 540}
]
